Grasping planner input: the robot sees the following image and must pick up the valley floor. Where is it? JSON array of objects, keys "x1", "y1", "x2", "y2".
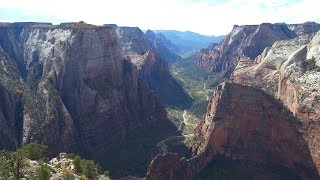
[{"x1": 157, "y1": 52, "x2": 226, "y2": 157}]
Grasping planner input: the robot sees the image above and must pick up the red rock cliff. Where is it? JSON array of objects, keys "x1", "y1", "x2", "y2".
[{"x1": 146, "y1": 82, "x2": 319, "y2": 179}]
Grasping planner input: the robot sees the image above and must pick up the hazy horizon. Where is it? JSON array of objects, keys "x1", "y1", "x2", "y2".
[{"x1": 1, "y1": 0, "x2": 319, "y2": 36}]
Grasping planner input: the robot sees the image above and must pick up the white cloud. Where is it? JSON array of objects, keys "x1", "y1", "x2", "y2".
[{"x1": 0, "y1": 0, "x2": 319, "y2": 35}]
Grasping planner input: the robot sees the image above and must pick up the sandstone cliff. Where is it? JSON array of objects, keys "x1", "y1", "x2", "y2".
[
  {"x1": 196, "y1": 23, "x2": 298, "y2": 76},
  {"x1": 112, "y1": 26, "x2": 192, "y2": 108},
  {"x1": 0, "y1": 22, "x2": 174, "y2": 176},
  {"x1": 232, "y1": 30, "x2": 320, "y2": 174},
  {"x1": 146, "y1": 22, "x2": 320, "y2": 179},
  {"x1": 147, "y1": 82, "x2": 318, "y2": 179}
]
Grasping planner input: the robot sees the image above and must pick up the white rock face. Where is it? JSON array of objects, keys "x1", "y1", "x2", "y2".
[
  {"x1": 279, "y1": 32, "x2": 320, "y2": 119},
  {"x1": 256, "y1": 34, "x2": 313, "y2": 72},
  {"x1": 232, "y1": 29, "x2": 320, "y2": 173},
  {"x1": 25, "y1": 28, "x2": 74, "y2": 77},
  {"x1": 115, "y1": 27, "x2": 152, "y2": 68},
  {"x1": 280, "y1": 45, "x2": 307, "y2": 74},
  {"x1": 307, "y1": 31, "x2": 320, "y2": 66}
]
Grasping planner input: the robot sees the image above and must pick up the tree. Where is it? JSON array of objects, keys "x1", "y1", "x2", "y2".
[
  {"x1": 10, "y1": 147, "x2": 26, "y2": 179},
  {"x1": 10, "y1": 142, "x2": 47, "y2": 179},
  {"x1": 73, "y1": 155, "x2": 82, "y2": 174},
  {"x1": 33, "y1": 163, "x2": 51, "y2": 180},
  {"x1": 22, "y1": 142, "x2": 47, "y2": 160},
  {"x1": 81, "y1": 160, "x2": 98, "y2": 179},
  {"x1": 0, "y1": 150, "x2": 13, "y2": 179}
]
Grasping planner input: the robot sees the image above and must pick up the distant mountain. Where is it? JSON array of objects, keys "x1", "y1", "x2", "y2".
[
  {"x1": 103, "y1": 25, "x2": 192, "y2": 109},
  {"x1": 145, "y1": 30, "x2": 183, "y2": 63},
  {"x1": 153, "y1": 30, "x2": 224, "y2": 56}
]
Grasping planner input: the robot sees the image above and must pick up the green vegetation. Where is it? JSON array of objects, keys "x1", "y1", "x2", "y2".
[
  {"x1": 163, "y1": 52, "x2": 227, "y2": 150},
  {"x1": 81, "y1": 160, "x2": 99, "y2": 179},
  {"x1": 155, "y1": 52, "x2": 228, "y2": 170},
  {"x1": 0, "y1": 53, "x2": 25, "y2": 94},
  {"x1": 21, "y1": 142, "x2": 47, "y2": 160},
  {"x1": 61, "y1": 167, "x2": 75, "y2": 180},
  {"x1": 170, "y1": 53, "x2": 227, "y2": 117},
  {"x1": 0, "y1": 142, "x2": 47, "y2": 179},
  {"x1": 0, "y1": 143, "x2": 108, "y2": 179},
  {"x1": 70, "y1": 155, "x2": 102, "y2": 179},
  {"x1": 32, "y1": 163, "x2": 51, "y2": 180},
  {"x1": 166, "y1": 107, "x2": 184, "y2": 127},
  {"x1": 73, "y1": 155, "x2": 82, "y2": 174},
  {"x1": 100, "y1": 123, "x2": 181, "y2": 178}
]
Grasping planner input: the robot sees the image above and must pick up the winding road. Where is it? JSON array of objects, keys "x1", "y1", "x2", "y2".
[
  {"x1": 157, "y1": 83, "x2": 210, "y2": 154},
  {"x1": 203, "y1": 83, "x2": 211, "y2": 101},
  {"x1": 179, "y1": 110, "x2": 192, "y2": 130},
  {"x1": 158, "y1": 110, "x2": 195, "y2": 154}
]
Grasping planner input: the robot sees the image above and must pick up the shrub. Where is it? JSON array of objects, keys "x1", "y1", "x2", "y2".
[
  {"x1": 0, "y1": 143, "x2": 47, "y2": 179},
  {"x1": 34, "y1": 163, "x2": 51, "y2": 180},
  {"x1": 61, "y1": 167, "x2": 72, "y2": 176},
  {"x1": 40, "y1": 157, "x2": 49, "y2": 164},
  {"x1": 22, "y1": 159, "x2": 31, "y2": 167},
  {"x1": 61, "y1": 168, "x2": 75, "y2": 180},
  {"x1": 81, "y1": 160, "x2": 98, "y2": 179},
  {"x1": 21, "y1": 142, "x2": 47, "y2": 160},
  {"x1": 0, "y1": 150, "x2": 13, "y2": 179},
  {"x1": 80, "y1": 175, "x2": 88, "y2": 180},
  {"x1": 73, "y1": 155, "x2": 82, "y2": 174}
]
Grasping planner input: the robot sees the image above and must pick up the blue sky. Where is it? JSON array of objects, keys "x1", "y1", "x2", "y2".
[{"x1": 0, "y1": 0, "x2": 319, "y2": 35}]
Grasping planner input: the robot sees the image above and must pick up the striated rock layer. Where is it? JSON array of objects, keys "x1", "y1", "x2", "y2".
[
  {"x1": 146, "y1": 22, "x2": 320, "y2": 179},
  {"x1": 196, "y1": 22, "x2": 320, "y2": 175},
  {"x1": 0, "y1": 22, "x2": 172, "y2": 164},
  {"x1": 146, "y1": 82, "x2": 319, "y2": 179},
  {"x1": 196, "y1": 22, "x2": 320, "y2": 77},
  {"x1": 232, "y1": 30, "x2": 320, "y2": 174}
]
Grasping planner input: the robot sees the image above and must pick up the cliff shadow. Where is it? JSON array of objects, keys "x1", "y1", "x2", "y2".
[{"x1": 98, "y1": 117, "x2": 190, "y2": 178}]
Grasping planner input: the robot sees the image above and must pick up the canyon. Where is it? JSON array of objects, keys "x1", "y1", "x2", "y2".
[
  {"x1": 109, "y1": 25, "x2": 192, "y2": 109},
  {"x1": 147, "y1": 22, "x2": 320, "y2": 180},
  {"x1": 0, "y1": 20, "x2": 320, "y2": 180}
]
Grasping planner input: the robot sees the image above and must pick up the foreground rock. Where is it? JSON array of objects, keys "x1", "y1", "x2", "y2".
[{"x1": 146, "y1": 82, "x2": 319, "y2": 179}]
